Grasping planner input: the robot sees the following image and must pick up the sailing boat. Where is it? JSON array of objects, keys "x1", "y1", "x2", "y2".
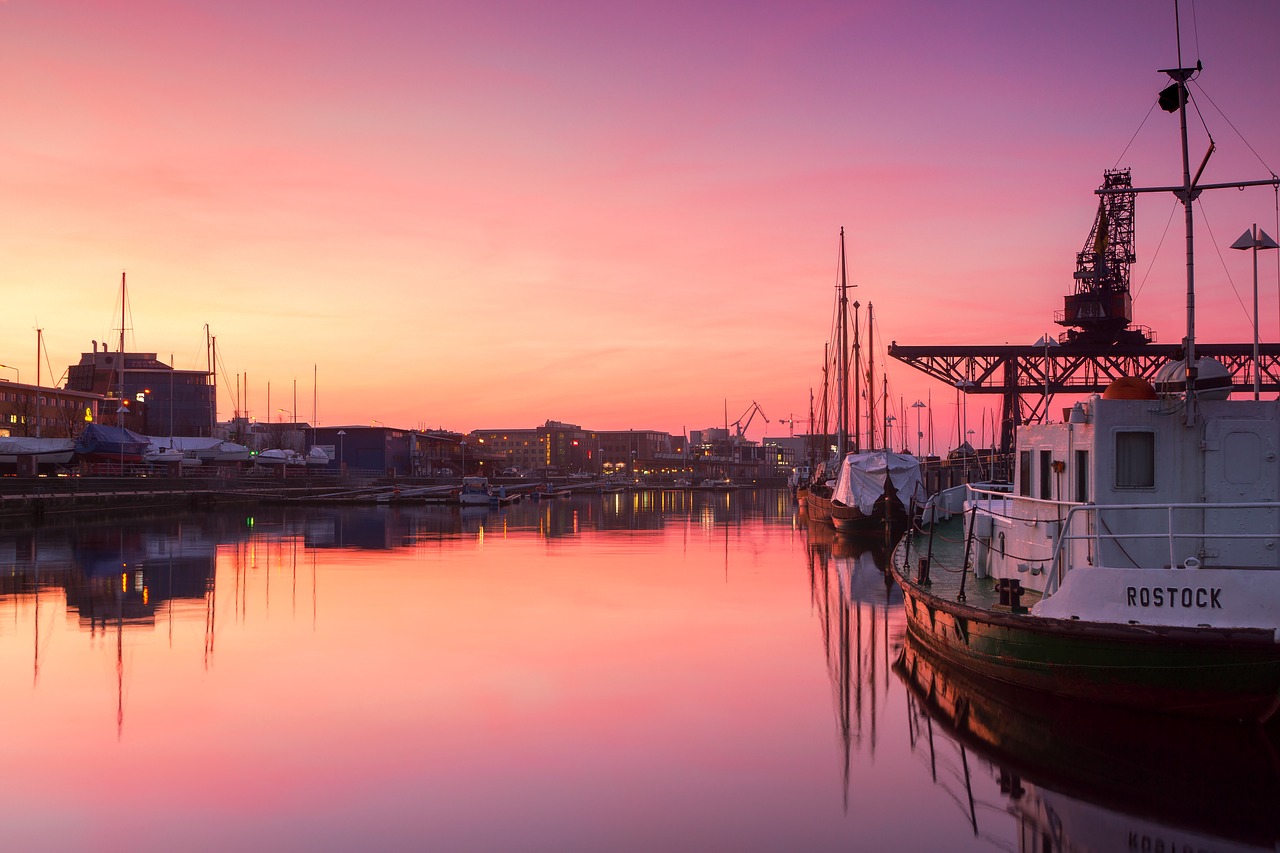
[
  {"x1": 891, "y1": 10, "x2": 1280, "y2": 721},
  {"x1": 803, "y1": 229, "x2": 854, "y2": 525},
  {"x1": 829, "y1": 301, "x2": 924, "y2": 536}
]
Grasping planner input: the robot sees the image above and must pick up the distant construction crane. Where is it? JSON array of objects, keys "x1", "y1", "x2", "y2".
[{"x1": 778, "y1": 414, "x2": 812, "y2": 437}]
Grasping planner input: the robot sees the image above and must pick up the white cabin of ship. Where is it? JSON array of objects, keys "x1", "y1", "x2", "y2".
[{"x1": 970, "y1": 386, "x2": 1280, "y2": 592}]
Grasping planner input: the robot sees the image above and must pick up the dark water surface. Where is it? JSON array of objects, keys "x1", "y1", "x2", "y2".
[{"x1": 0, "y1": 489, "x2": 1275, "y2": 852}]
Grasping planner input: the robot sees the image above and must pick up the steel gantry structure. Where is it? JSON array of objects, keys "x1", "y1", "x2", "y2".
[
  {"x1": 888, "y1": 158, "x2": 1280, "y2": 454},
  {"x1": 888, "y1": 340, "x2": 1280, "y2": 453}
]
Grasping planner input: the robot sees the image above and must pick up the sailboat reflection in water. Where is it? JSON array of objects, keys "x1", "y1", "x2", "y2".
[
  {"x1": 895, "y1": 635, "x2": 1280, "y2": 851},
  {"x1": 805, "y1": 524, "x2": 903, "y2": 810}
]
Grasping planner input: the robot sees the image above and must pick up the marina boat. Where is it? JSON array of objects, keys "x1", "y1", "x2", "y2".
[
  {"x1": 146, "y1": 436, "x2": 251, "y2": 465},
  {"x1": 206, "y1": 440, "x2": 252, "y2": 464},
  {"x1": 0, "y1": 437, "x2": 76, "y2": 467},
  {"x1": 802, "y1": 461, "x2": 835, "y2": 523},
  {"x1": 892, "y1": 35, "x2": 1280, "y2": 721},
  {"x1": 829, "y1": 449, "x2": 923, "y2": 536},
  {"x1": 696, "y1": 478, "x2": 737, "y2": 490},
  {"x1": 255, "y1": 448, "x2": 305, "y2": 467},
  {"x1": 458, "y1": 476, "x2": 493, "y2": 506},
  {"x1": 74, "y1": 424, "x2": 150, "y2": 464},
  {"x1": 304, "y1": 446, "x2": 331, "y2": 468},
  {"x1": 143, "y1": 444, "x2": 198, "y2": 466}
]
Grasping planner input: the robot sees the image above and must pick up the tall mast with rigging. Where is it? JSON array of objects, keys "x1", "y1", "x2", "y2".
[
  {"x1": 117, "y1": 272, "x2": 127, "y2": 427},
  {"x1": 835, "y1": 228, "x2": 850, "y2": 458}
]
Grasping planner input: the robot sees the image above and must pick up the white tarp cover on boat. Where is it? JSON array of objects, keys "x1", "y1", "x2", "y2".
[
  {"x1": 0, "y1": 437, "x2": 75, "y2": 455},
  {"x1": 832, "y1": 451, "x2": 924, "y2": 514},
  {"x1": 145, "y1": 436, "x2": 223, "y2": 453}
]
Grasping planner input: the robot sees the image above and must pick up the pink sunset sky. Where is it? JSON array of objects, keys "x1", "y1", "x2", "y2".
[{"x1": 1, "y1": 1, "x2": 1278, "y2": 443}]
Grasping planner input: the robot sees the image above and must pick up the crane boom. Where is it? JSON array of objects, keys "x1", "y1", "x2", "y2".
[{"x1": 732, "y1": 401, "x2": 770, "y2": 439}]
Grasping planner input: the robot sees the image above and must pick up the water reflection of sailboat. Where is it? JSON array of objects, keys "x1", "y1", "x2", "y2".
[
  {"x1": 806, "y1": 524, "x2": 902, "y2": 810},
  {"x1": 895, "y1": 635, "x2": 1280, "y2": 851}
]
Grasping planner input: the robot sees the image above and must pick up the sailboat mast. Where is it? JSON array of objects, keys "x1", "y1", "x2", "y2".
[
  {"x1": 818, "y1": 344, "x2": 830, "y2": 459},
  {"x1": 852, "y1": 301, "x2": 861, "y2": 453},
  {"x1": 867, "y1": 303, "x2": 876, "y2": 450},
  {"x1": 882, "y1": 372, "x2": 889, "y2": 452},
  {"x1": 210, "y1": 335, "x2": 217, "y2": 436},
  {"x1": 34, "y1": 328, "x2": 41, "y2": 438},
  {"x1": 836, "y1": 228, "x2": 849, "y2": 457},
  {"x1": 118, "y1": 272, "x2": 126, "y2": 427}
]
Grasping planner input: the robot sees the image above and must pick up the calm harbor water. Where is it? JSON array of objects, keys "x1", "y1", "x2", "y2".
[{"x1": 0, "y1": 489, "x2": 1276, "y2": 852}]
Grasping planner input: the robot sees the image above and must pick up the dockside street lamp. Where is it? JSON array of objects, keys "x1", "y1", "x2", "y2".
[
  {"x1": 1231, "y1": 224, "x2": 1279, "y2": 401},
  {"x1": 911, "y1": 400, "x2": 926, "y2": 457},
  {"x1": 278, "y1": 408, "x2": 294, "y2": 450},
  {"x1": 1033, "y1": 333, "x2": 1060, "y2": 422}
]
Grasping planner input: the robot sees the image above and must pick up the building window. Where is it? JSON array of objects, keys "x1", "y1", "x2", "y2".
[{"x1": 1115, "y1": 431, "x2": 1155, "y2": 488}]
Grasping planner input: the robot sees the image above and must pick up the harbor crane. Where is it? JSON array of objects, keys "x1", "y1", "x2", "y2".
[
  {"x1": 730, "y1": 401, "x2": 769, "y2": 440},
  {"x1": 890, "y1": 167, "x2": 1280, "y2": 451}
]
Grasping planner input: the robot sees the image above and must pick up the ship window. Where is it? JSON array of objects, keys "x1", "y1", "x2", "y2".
[
  {"x1": 1074, "y1": 450, "x2": 1089, "y2": 501},
  {"x1": 1039, "y1": 450, "x2": 1052, "y2": 499},
  {"x1": 1115, "y1": 431, "x2": 1155, "y2": 488},
  {"x1": 1018, "y1": 451, "x2": 1031, "y2": 496}
]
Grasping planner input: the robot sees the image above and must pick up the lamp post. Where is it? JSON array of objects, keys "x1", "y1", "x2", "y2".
[
  {"x1": 336, "y1": 429, "x2": 346, "y2": 470},
  {"x1": 910, "y1": 400, "x2": 926, "y2": 457},
  {"x1": 459, "y1": 440, "x2": 467, "y2": 478},
  {"x1": 278, "y1": 408, "x2": 294, "y2": 450},
  {"x1": 1231, "y1": 224, "x2": 1279, "y2": 400},
  {"x1": 954, "y1": 380, "x2": 974, "y2": 450},
  {"x1": 1033, "y1": 333, "x2": 1060, "y2": 421},
  {"x1": 0, "y1": 364, "x2": 18, "y2": 384}
]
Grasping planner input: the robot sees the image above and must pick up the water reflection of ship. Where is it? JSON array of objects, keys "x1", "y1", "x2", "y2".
[
  {"x1": 895, "y1": 635, "x2": 1280, "y2": 851},
  {"x1": 805, "y1": 522, "x2": 903, "y2": 809}
]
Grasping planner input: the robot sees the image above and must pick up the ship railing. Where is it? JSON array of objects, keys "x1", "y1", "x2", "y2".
[{"x1": 1045, "y1": 500, "x2": 1280, "y2": 594}]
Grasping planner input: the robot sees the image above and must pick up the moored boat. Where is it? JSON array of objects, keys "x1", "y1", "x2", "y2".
[
  {"x1": 894, "y1": 380, "x2": 1280, "y2": 721},
  {"x1": 458, "y1": 475, "x2": 493, "y2": 506},
  {"x1": 74, "y1": 424, "x2": 150, "y2": 464},
  {"x1": 143, "y1": 444, "x2": 196, "y2": 466},
  {"x1": 0, "y1": 437, "x2": 76, "y2": 467},
  {"x1": 891, "y1": 25, "x2": 1280, "y2": 722},
  {"x1": 255, "y1": 448, "x2": 305, "y2": 467},
  {"x1": 829, "y1": 449, "x2": 923, "y2": 536},
  {"x1": 304, "y1": 446, "x2": 331, "y2": 468}
]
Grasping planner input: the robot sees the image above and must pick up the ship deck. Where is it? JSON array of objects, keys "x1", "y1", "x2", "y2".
[{"x1": 894, "y1": 517, "x2": 1045, "y2": 613}]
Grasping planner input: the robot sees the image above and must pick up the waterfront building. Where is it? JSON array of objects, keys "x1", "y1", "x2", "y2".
[
  {"x1": 65, "y1": 345, "x2": 215, "y2": 436},
  {"x1": 310, "y1": 425, "x2": 416, "y2": 476},
  {"x1": 596, "y1": 429, "x2": 686, "y2": 475},
  {"x1": 0, "y1": 379, "x2": 102, "y2": 438},
  {"x1": 468, "y1": 420, "x2": 598, "y2": 474}
]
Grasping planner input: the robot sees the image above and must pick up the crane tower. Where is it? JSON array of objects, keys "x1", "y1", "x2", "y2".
[{"x1": 1057, "y1": 168, "x2": 1152, "y2": 345}]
